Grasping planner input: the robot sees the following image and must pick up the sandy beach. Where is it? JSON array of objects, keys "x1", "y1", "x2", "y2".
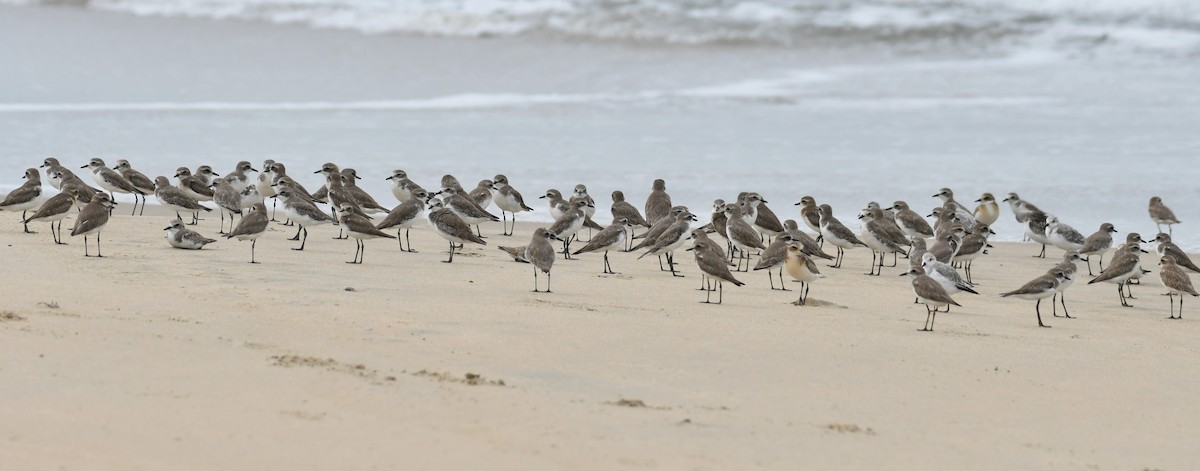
[{"x1": 2, "y1": 204, "x2": 1198, "y2": 470}]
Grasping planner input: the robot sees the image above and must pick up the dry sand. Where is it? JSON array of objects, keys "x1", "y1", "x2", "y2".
[{"x1": 2, "y1": 204, "x2": 1198, "y2": 470}]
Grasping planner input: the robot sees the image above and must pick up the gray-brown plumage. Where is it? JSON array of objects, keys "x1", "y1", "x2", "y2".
[
  {"x1": 51, "y1": 170, "x2": 100, "y2": 206},
  {"x1": 491, "y1": 175, "x2": 534, "y2": 236},
  {"x1": 749, "y1": 194, "x2": 785, "y2": 237},
  {"x1": 1159, "y1": 255, "x2": 1199, "y2": 319},
  {"x1": 337, "y1": 202, "x2": 396, "y2": 264},
  {"x1": 857, "y1": 207, "x2": 909, "y2": 276},
  {"x1": 23, "y1": 186, "x2": 79, "y2": 245},
  {"x1": 1149, "y1": 196, "x2": 1180, "y2": 235},
  {"x1": 572, "y1": 218, "x2": 633, "y2": 274},
  {"x1": 497, "y1": 244, "x2": 530, "y2": 263},
  {"x1": 725, "y1": 204, "x2": 767, "y2": 271},
  {"x1": 269, "y1": 163, "x2": 316, "y2": 200},
  {"x1": 175, "y1": 167, "x2": 214, "y2": 199},
  {"x1": 753, "y1": 233, "x2": 798, "y2": 290},
  {"x1": 927, "y1": 232, "x2": 960, "y2": 264},
  {"x1": 426, "y1": 198, "x2": 486, "y2": 263},
  {"x1": 818, "y1": 204, "x2": 866, "y2": 269},
  {"x1": 569, "y1": 185, "x2": 604, "y2": 232},
  {"x1": 526, "y1": 228, "x2": 558, "y2": 292},
  {"x1": 907, "y1": 266, "x2": 960, "y2": 332},
  {"x1": 638, "y1": 210, "x2": 696, "y2": 277},
  {"x1": 40, "y1": 157, "x2": 76, "y2": 188},
  {"x1": 1154, "y1": 232, "x2": 1200, "y2": 273},
  {"x1": 1078, "y1": 223, "x2": 1116, "y2": 276},
  {"x1": 784, "y1": 242, "x2": 823, "y2": 305},
  {"x1": 644, "y1": 179, "x2": 672, "y2": 223},
  {"x1": 611, "y1": 191, "x2": 650, "y2": 228},
  {"x1": 1, "y1": 168, "x2": 43, "y2": 233},
  {"x1": 440, "y1": 174, "x2": 465, "y2": 193},
  {"x1": 70, "y1": 192, "x2": 115, "y2": 257},
  {"x1": 1000, "y1": 270, "x2": 1067, "y2": 328},
  {"x1": 211, "y1": 178, "x2": 243, "y2": 235},
  {"x1": 376, "y1": 188, "x2": 429, "y2": 253},
  {"x1": 113, "y1": 159, "x2": 155, "y2": 215},
  {"x1": 782, "y1": 219, "x2": 834, "y2": 260},
  {"x1": 340, "y1": 168, "x2": 390, "y2": 214},
  {"x1": 694, "y1": 238, "x2": 744, "y2": 305},
  {"x1": 225, "y1": 202, "x2": 270, "y2": 263},
  {"x1": 225, "y1": 160, "x2": 258, "y2": 191},
  {"x1": 469, "y1": 179, "x2": 494, "y2": 210},
  {"x1": 708, "y1": 199, "x2": 728, "y2": 240},
  {"x1": 155, "y1": 176, "x2": 211, "y2": 224},
  {"x1": 795, "y1": 196, "x2": 822, "y2": 235},
  {"x1": 440, "y1": 187, "x2": 499, "y2": 224},
  {"x1": 1088, "y1": 244, "x2": 1146, "y2": 307},
  {"x1": 164, "y1": 218, "x2": 217, "y2": 250}
]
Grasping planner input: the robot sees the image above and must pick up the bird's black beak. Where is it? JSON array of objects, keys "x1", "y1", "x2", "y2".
[
  {"x1": 974, "y1": 198, "x2": 981, "y2": 202},
  {"x1": 80, "y1": 164, "x2": 88, "y2": 169},
  {"x1": 250, "y1": 168, "x2": 259, "y2": 172},
  {"x1": 211, "y1": 172, "x2": 220, "y2": 176},
  {"x1": 538, "y1": 195, "x2": 546, "y2": 199},
  {"x1": 761, "y1": 199, "x2": 769, "y2": 203},
  {"x1": 163, "y1": 226, "x2": 171, "y2": 231},
  {"x1": 313, "y1": 170, "x2": 322, "y2": 174},
  {"x1": 794, "y1": 202, "x2": 801, "y2": 206},
  {"x1": 354, "y1": 174, "x2": 362, "y2": 180},
  {"x1": 925, "y1": 213, "x2": 934, "y2": 218},
  {"x1": 931, "y1": 194, "x2": 939, "y2": 198},
  {"x1": 385, "y1": 176, "x2": 393, "y2": 180}
]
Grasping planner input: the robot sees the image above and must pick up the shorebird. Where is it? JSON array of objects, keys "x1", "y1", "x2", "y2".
[
  {"x1": 376, "y1": 188, "x2": 430, "y2": 253},
  {"x1": 497, "y1": 244, "x2": 530, "y2": 263},
  {"x1": 1, "y1": 168, "x2": 43, "y2": 233},
  {"x1": 276, "y1": 187, "x2": 335, "y2": 251},
  {"x1": 341, "y1": 169, "x2": 390, "y2": 215},
  {"x1": 112, "y1": 160, "x2": 156, "y2": 215},
  {"x1": 972, "y1": 193, "x2": 1001, "y2": 226},
  {"x1": 548, "y1": 200, "x2": 591, "y2": 259},
  {"x1": 921, "y1": 252, "x2": 978, "y2": 309},
  {"x1": 490, "y1": 174, "x2": 534, "y2": 236},
  {"x1": 933, "y1": 200, "x2": 976, "y2": 232},
  {"x1": 572, "y1": 218, "x2": 633, "y2": 274},
  {"x1": 440, "y1": 174, "x2": 465, "y2": 193},
  {"x1": 1115, "y1": 232, "x2": 1152, "y2": 298},
  {"x1": 469, "y1": 179, "x2": 495, "y2": 212},
  {"x1": 154, "y1": 176, "x2": 212, "y2": 223},
  {"x1": 426, "y1": 197, "x2": 486, "y2": 263},
  {"x1": 754, "y1": 234, "x2": 798, "y2": 290},
  {"x1": 210, "y1": 178, "x2": 243, "y2": 234},
  {"x1": 745, "y1": 193, "x2": 784, "y2": 241},
  {"x1": 927, "y1": 231, "x2": 961, "y2": 264},
  {"x1": 1045, "y1": 215, "x2": 1085, "y2": 253},
  {"x1": 39, "y1": 157, "x2": 76, "y2": 189},
  {"x1": 795, "y1": 196, "x2": 823, "y2": 241},
  {"x1": 1159, "y1": 255, "x2": 1199, "y2": 319},
  {"x1": 317, "y1": 164, "x2": 366, "y2": 239},
  {"x1": 47, "y1": 169, "x2": 99, "y2": 207},
  {"x1": 781, "y1": 219, "x2": 833, "y2": 261},
  {"x1": 526, "y1": 228, "x2": 558, "y2": 292},
  {"x1": 611, "y1": 190, "x2": 650, "y2": 247},
  {"x1": 693, "y1": 236, "x2": 744, "y2": 305},
  {"x1": 70, "y1": 192, "x2": 116, "y2": 257},
  {"x1": 725, "y1": 204, "x2": 766, "y2": 272},
  {"x1": 175, "y1": 167, "x2": 214, "y2": 224},
  {"x1": 1002, "y1": 192, "x2": 1041, "y2": 223},
  {"x1": 337, "y1": 202, "x2": 396, "y2": 264},
  {"x1": 164, "y1": 218, "x2": 217, "y2": 250},
  {"x1": 818, "y1": 204, "x2": 866, "y2": 269},
  {"x1": 1088, "y1": 243, "x2": 1147, "y2": 307},
  {"x1": 644, "y1": 179, "x2": 672, "y2": 224},
  {"x1": 540, "y1": 189, "x2": 570, "y2": 220},
  {"x1": 22, "y1": 186, "x2": 79, "y2": 244},
  {"x1": 240, "y1": 184, "x2": 265, "y2": 210},
  {"x1": 784, "y1": 242, "x2": 823, "y2": 305},
  {"x1": 1078, "y1": 223, "x2": 1117, "y2": 276},
  {"x1": 934, "y1": 187, "x2": 970, "y2": 213},
  {"x1": 225, "y1": 161, "x2": 258, "y2": 192},
  {"x1": 1022, "y1": 211, "x2": 1052, "y2": 258},
  {"x1": 952, "y1": 223, "x2": 993, "y2": 283},
  {"x1": 639, "y1": 210, "x2": 697, "y2": 277},
  {"x1": 440, "y1": 187, "x2": 499, "y2": 238},
  {"x1": 1000, "y1": 270, "x2": 1068, "y2": 328},
  {"x1": 225, "y1": 202, "x2": 269, "y2": 263},
  {"x1": 256, "y1": 160, "x2": 278, "y2": 219},
  {"x1": 83, "y1": 158, "x2": 144, "y2": 215},
  {"x1": 865, "y1": 201, "x2": 895, "y2": 223},
  {"x1": 1148, "y1": 196, "x2": 1180, "y2": 235},
  {"x1": 905, "y1": 266, "x2": 960, "y2": 332},
  {"x1": 387, "y1": 169, "x2": 417, "y2": 203},
  {"x1": 1048, "y1": 251, "x2": 1084, "y2": 318},
  {"x1": 570, "y1": 184, "x2": 603, "y2": 240},
  {"x1": 1154, "y1": 232, "x2": 1200, "y2": 274},
  {"x1": 857, "y1": 208, "x2": 909, "y2": 276}
]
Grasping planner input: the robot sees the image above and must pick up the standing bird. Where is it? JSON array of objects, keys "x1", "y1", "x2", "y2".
[
  {"x1": 225, "y1": 202, "x2": 270, "y2": 263},
  {"x1": 611, "y1": 190, "x2": 650, "y2": 246},
  {"x1": 341, "y1": 168, "x2": 391, "y2": 215},
  {"x1": 164, "y1": 218, "x2": 217, "y2": 250},
  {"x1": 70, "y1": 193, "x2": 116, "y2": 257},
  {"x1": 933, "y1": 187, "x2": 970, "y2": 213},
  {"x1": 693, "y1": 237, "x2": 744, "y2": 305},
  {"x1": 1002, "y1": 192, "x2": 1041, "y2": 224},
  {"x1": 572, "y1": 218, "x2": 633, "y2": 274},
  {"x1": 40, "y1": 157, "x2": 76, "y2": 189},
  {"x1": 1048, "y1": 251, "x2": 1084, "y2": 319},
  {"x1": 972, "y1": 193, "x2": 1001, "y2": 226},
  {"x1": 83, "y1": 158, "x2": 144, "y2": 215},
  {"x1": 638, "y1": 210, "x2": 697, "y2": 277},
  {"x1": 526, "y1": 228, "x2": 558, "y2": 292},
  {"x1": 570, "y1": 184, "x2": 604, "y2": 240},
  {"x1": 211, "y1": 178, "x2": 243, "y2": 235},
  {"x1": 784, "y1": 242, "x2": 823, "y2": 305},
  {"x1": 490, "y1": 175, "x2": 534, "y2": 236},
  {"x1": 1148, "y1": 196, "x2": 1180, "y2": 235},
  {"x1": 154, "y1": 176, "x2": 212, "y2": 223},
  {"x1": 275, "y1": 187, "x2": 336, "y2": 251},
  {"x1": 1154, "y1": 232, "x2": 1200, "y2": 273},
  {"x1": 224, "y1": 161, "x2": 258, "y2": 192},
  {"x1": 921, "y1": 252, "x2": 978, "y2": 300},
  {"x1": 426, "y1": 198, "x2": 486, "y2": 263},
  {"x1": 22, "y1": 186, "x2": 80, "y2": 245},
  {"x1": 1022, "y1": 211, "x2": 1052, "y2": 258},
  {"x1": 376, "y1": 188, "x2": 430, "y2": 253},
  {"x1": 795, "y1": 196, "x2": 823, "y2": 239},
  {"x1": 1000, "y1": 270, "x2": 1068, "y2": 328},
  {"x1": 112, "y1": 160, "x2": 156, "y2": 215},
  {"x1": 256, "y1": 160, "x2": 279, "y2": 219},
  {"x1": 748, "y1": 194, "x2": 785, "y2": 241},
  {"x1": 337, "y1": 202, "x2": 396, "y2": 264},
  {"x1": 1078, "y1": 223, "x2": 1117, "y2": 276},
  {"x1": 386, "y1": 169, "x2": 417, "y2": 203},
  {"x1": 632, "y1": 206, "x2": 690, "y2": 272},
  {"x1": 469, "y1": 179, "x2": 495, "y2": 212},
  {"x1": 927, "y1": 231, "x2": 962, "y2": 264},
  {"x1": 858, "y1": 208, "x2": 909, "y2": 276},
  {"x1": 1, "y1": 168, "x2": 43, "y2": 233},
  {"x1": 440, "y1": 187, "x2": 499, "y2": 238},
  {"x1": 818, "y1": 204, "x2": 866, "y2": 269},
  {"x1": 1159, "y1": 256, "x2": 1199, "y2": 319},
  {"x1": 1044, "y1": 215, "x2": 1085, "y2": 253},
  {"x1": 644, "y1": 179, "x2": 672, "y2": 224},
  {"x1": 724, "y1": 204, "x2": 767, "y2": 272},
  {"x1": 754, "y1": 234, "x2": 797, "y2": 290},
  {"x1": 175, "y1": 167, "x2": 214, "y2": 224},
  {"x1": 905, "y1": 266, "x2": 960, "y2": 332},
  {"x1": 1088, "y1": 244, "x2": 1147, "y2": 308},
  {"x1": 547, "y1": 199, "x2": 591, "y2": 259},
  {"x1": 239, "y1": 184, "x2": 265, "y2": 210}
]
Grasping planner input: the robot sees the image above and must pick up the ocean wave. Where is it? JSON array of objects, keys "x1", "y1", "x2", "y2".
[{"x1": 4, "y1": 0, "x2": 1200, "y2": 54}]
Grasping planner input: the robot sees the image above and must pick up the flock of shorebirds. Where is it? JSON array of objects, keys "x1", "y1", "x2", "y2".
[{"x1": 2, "y1": 157, "x2": 1197, "y2": 331}]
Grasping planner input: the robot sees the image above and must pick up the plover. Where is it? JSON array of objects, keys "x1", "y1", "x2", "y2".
[
  {"x1": 745, "y1": 193, "x2": 784, "y2": 241},
  {"x1": 240, "y1": 184, "x2": 265, "y2": 210},
  {"x1": 921, "y1": 252, "x2": 979, "y2": 305},
  {"x1": 1000, "y1": 270, "x2": 1068, "y2": 328},
  {"x1": 1048, "y1": 251, "x2": 1084, "y2": 319},
  {"x1": 794, "y1": 196, "x2": 823, "y2": 238},
  {"x1": 40, "y1": 157, "x2": 76, "y2": 189},
  {"x1": 1078, "y1": 223, "x2": 1117, "y2": 276},
  {"x1": 905, "y1": 266, "x2": 960, "y2": 332},
  {"x1": 540, "y1": 189, "x2": 571, "y2": 220},
  {"x1": 570, "y1": 184, "x2": 604, "y2": 240},
  {"x1": 1154, "y1": 232, "x2": 1200, "y2": 273},
  {"x1": 818, "y1": 204, "x2": 866, "y2": 269},
  {"x1": 890, "y1": 202, "x2": 934, "y2": 240},
  {"x1": 440, "y1": 186, "x2": 499, "y2": 238},
  {"x1": 1, "y1": 168, "x2": 43, "y2": 233},
  {"x1": 724, "y1": 204, "x2": 767, "y2": 272},
  {"x1": 1148, "y1": 196, "x2": 1180, "y2": 235},
  {"x1": 927, "y1": 231, "x2": 962, "y2": 264},
  {"x1": 644, "y1": 179, "x2": 672, "y2": 224},
  {"x1": 973, "y1": 193, "x2": 1000, "y2": 226},
  {"x1": 866, "y1": 201, "x2": 896, "y2": 223},
  {"x1": 1045, "y1": 215, "x2": 1085, "y2": 253},
  {"x1": 469, "y1": 179, "x2": 495, "y2": 212},
  {"x1": 1115, "y1": 232, "x2": 1151, "y2": 299},
  {"x1": 276, "y1": 187, "x2": 335, "y2": 251},
  {"x1": 375, "y1": 188, "x2": 430, "y2": 253},
  {"x1": 22, "y1": 186, "x2": 79, "y2": 244},
  {"x1": 1159, "y1": 255, "x2": 1199, "y2": 319},
  {"x1": 440, "y1": 174, "x2": 465, "y2": 193},
  {"x1": 225, "y1": 161, "x2": 258, "y2": 192},
  {"x1": 210, "y1": 178, "x2": 243, "y2": 235},
  {"x1": 1002, "y1": 192, "x2": 1041, "y2": 223},
  {"x1": 1088, "y1": 243, "x2": 1147, "y2": 307},
  {"x1": 82, "y1": 158, "x2": 144, "y2": 216},
  {"x1": 256, "y1": 160, "x2": 278, "y2": 219},
  {"x1": 112, "y1": 160, "x2": 156, "y2": 215},
  {"x1": 782, "y1": 219, "x2": 834, "y2": 261},
  {"x1": 611, "y1": 190, "x2": 650, "y2": 248},
  {"x1": 933, "y1": 187, "x2": 970, "y2": 213},
  {"x1": 526, "y1": 227, "x2": 558, "y2": 292},
  {"x1": 754, "y1": 233, "x2": 797, "y2": 290},
  {"x1": 164, "y1": 218, "x2": 217, "y2": 250},
  {"x1": 175, "y1": 167, "x2": 214, "y2": 224},
  {"x1": 693, "y1": 236, "x2": 743, "y2": 305},
  {"x1": 952, "y1": 223, "x2": 993, "y2": 283},
  {"x1": 317, "y1": 164, "x2": 366, "y2": 239},
  {"x1": 386, "y1": 169, "x2": 416, "y2": 203},
  {"x1": 154, "y1": 176, "x2": 212, "y2": 223},
  {"x1": 548, "y1": 199, "x2": 591, "y2": 259},
  {"x1": 639, "y1": 210, "x2": 697, "y2": 277},
  {"x1": 572, "y1": 218, "x2": 633, "y2": 274},
  {"x1": 857, "y1": 207, "x2": 909, "y2": 276},
  {"x1": 426, "y1": 197, "x2": 486, "y2": 263},
  {"x1": 337, "y1": 202, "x2": 396, "y2": 264},
  {"x1": 341, "y1": 169, "x2": 390, "y2": 215},
  {"x1": 490, "y1": 175, "x2": 534, "y2": 236},
  {"x1": 70, "y1": 192, "x2": 115, "y2": 257},
  {"x1": 497, "y1": 244, "x2": 530, "y2": 263},
  {"x1": 1022, "y1": 211, "x2": 1052, "y2": 258},
  {"x1": 225, "y1": 202, "x2": 269, "y2": 263},
  {"x1": 48, "y1": 170, "x2": 99, "y2": 207},
  {"x1": 784, "y1": 242, "x2": 823, "y2": 305}
]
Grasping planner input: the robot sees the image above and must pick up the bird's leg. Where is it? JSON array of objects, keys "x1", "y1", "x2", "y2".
[
  {"x1": 444, "y1": 241, "x2": 455, "y2": 263},
  {"x1": 1052, "y1": 293, "x2": 1060, "y2": 317},
  {"x1": 83, "y1": 235, "x2": 90, "y2": 257},
  {"x1": 546, "y1": 272, "x2": 552, "y2": 293},
  {"x1": 920, "y1": 306, "x2": 932, "y2": 332},
  {"x1": 289, "y1": 225, "x2": 302, "y2": 241},
  {"x1": 697, "y1": 274, "x2": 708, "y2": 291},
  {"x1": 250, "y1": 239, "x2": 258, "y2": 264},
  {"x1": 270, "y1": 198, "x2": 278, "y2": 221},
  {"x1": 1084, "y1": 256, "x2": 1094, "y2": 276},
  {"x1": 96, "y1": 232, "x2": 102, "y2": 257},
  {"x1": 778, "y1": 267, "x2": 791, "y2": 291},
  {"x1": 670, "y1": 253, "x2": 684, "y2": 278},
  {"x1": 219, "y1": 211, "x2": 227, "y2": 234},
  {"x1": 532, "y1": 267, "x2": 539, "y2": 292},
  {"x1": 768, "y1": 270, "x2": 776, "y2": 290},
  {"x1": 1037, "y1": 299, "x2": 1050, "y2": 328},
  {"x1": 1060, "y1": 292, "x2": 1071, "y2": 318},
  {"x1": 717, "y1": 282, "x2": 723, "y2": 304}
]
